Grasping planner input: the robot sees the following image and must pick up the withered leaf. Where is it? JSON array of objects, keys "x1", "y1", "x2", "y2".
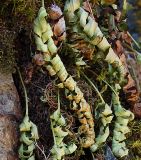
[
  {"x1": 48, "y1": 4, "x2": 63, "y2": 20},
  {"x1": 121, "y1": 31, "x2": 132, "y2": 44},
  {"x1": 113, "y1": 40, "x2": 139, "y2": 112},
  {"x1": 24, "y1": 63, "x2": 34, "y2": 84},
  {"x1": 115, "y1": 10, "x2": 122, "y2": 22},
  {"x1": 83, "y1": 2, "x2": 92, "y2": 13},
  {"x1": 48, "y1": 4, "x2": 66, "y2": 44},
  {"x1": 53, "y1": 17, "x2": 66, "y2": 38},
  {"x1": 33, "y1": 53, "x2": 45, "y2": 66},
  {"x1": 114, "y1": 40, "x2": 123, "y2": 55}
]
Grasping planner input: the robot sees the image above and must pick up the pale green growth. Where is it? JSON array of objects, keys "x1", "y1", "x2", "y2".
[
  {"x1": 64, "y1": 0, "x2": 125, "y2": 83},
  {"x1": 112, "y1": 84, "x2": 134, "y2": 157},
  {"x1": 50, "y1": 90, "x2": 77, "y2": 160},
  {"x1": 17, "y1": 68, "x2": 39, "y2": 160},
  {"x1": 91, "y1": 102, "x2": 113, "y2": 152},
  {"x1": 82, "y1": 72, "x2": 113, "y2": 152},
  {"x1": 64, "y1": 0, "x2": 135, "y2": 157},
  {"x1": 33, "y1": 1, "x2": 95, "y2": 148}
]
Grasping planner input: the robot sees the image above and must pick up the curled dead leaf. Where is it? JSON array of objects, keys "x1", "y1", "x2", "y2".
[
  {"x1": 114, "y1": 40, "x2": 124, "y2": 55},
  {"x1": 48, "y1": 4, "x2": 66, "y2": 45},
  {"x1": 33, "y1": 53, "x2": 45, "y2": 66},
  {"x1": 121, "y1": 31, "x2": 132, "y2": 44},
  {"x1": 115, "y1": 10, "x2": 122, "y2": 22},
  {"x1": 83, "y1": 2, "x2": 91, "y2": 13},
  {"x1": 48, "y1": 4, "x2": 63, "y2": 20},
  {"x1": 54, "y1": 18, "x2": 66, "y2": 39},
  {"x1": 70, "y1": 34, "x2": 95, "y2": 60},
  {"x1": 24, "y1": 63, "x2": 34, "y2": 84}
]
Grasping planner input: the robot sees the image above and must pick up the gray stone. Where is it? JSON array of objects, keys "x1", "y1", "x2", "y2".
[{"x1": 0, "y1": 72, "x2": 21, "y2": 160}]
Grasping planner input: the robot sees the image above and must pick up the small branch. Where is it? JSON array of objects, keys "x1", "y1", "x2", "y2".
[
  {"x1": 123, "y1": 0, "x2": 127, "y2": 11},
  {"x1": 35, "y1": 142, "x2": 48, "y2": 160},
  {"x1": 127, "y1": 32, "x2": 141, "y2": 49},
  {"x1": 88, "y1": 69, "x2": 117, "y2": 96},
  {"x1": 51, "y1": 120, "x2": 57, "y2": 146},
  {"x1": 17, "y1": 67, "x2": 29, "y2": 116},
  {"x1": 50, "y1": 89, "x2": 61, "y2": 146},
  {"x1": 81, "y1": 71, "x2": 105, "y2": 103},
  {"x1": 42, "y1": 0, "x2": 45, "y2": 8},
  {"x1": 57, "y1": 89, "x2": 60, "y2": 112}
]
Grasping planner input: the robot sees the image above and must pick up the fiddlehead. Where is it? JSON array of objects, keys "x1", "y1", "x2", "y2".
[{"x1": 33, "y1": 1, "x2": 95, "y2": 148}]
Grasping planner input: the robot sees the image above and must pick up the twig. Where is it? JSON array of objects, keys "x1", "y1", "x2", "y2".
[
  {"x1": 30, "y1": 82, "x2": 45, "y2": 91},
  {"x1": 88, "y1": 69, "x2": 118, "y2": 96},
  {"x1": 35, "y1": 142, "x2": 48, "y2": 160},
  {"x1": 50, "y1": 89, "x2": 61, "y2": 145},
  {"x1": 127, "y1": 32, "x2": 141, "y2": 49},
  {"x1": 57, "y1": 89, "x2": 60, "y2": 112},
  {"x1": 42, "y1": 0, "x2": 45, "y2": 7},
  {"x1": 51, "y1": 120, "x2": 57, "y2": 145},
  {"x1": 17, "y1": 67, "x2": 29, "y2": 116},
  {"x1": 81, "y1": 71, "x2": 105, "y2": 103},
  {"x1": 123, "y1": 0, "x2": 127, "y2": 12},
  {"x1": 123, "y1": 42, "x2": 141, "y2": 61}
]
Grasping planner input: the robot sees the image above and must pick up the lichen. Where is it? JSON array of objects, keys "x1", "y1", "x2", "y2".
[{"x1": 128, "y1": 120, "x2": 141, "y2": 158}]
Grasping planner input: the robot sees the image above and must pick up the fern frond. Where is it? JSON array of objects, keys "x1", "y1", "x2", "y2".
[
  {"x1": 33, "y1": 2, "x2": 95, "y2": 148},
  {"x1": 112, "y1": 84, "x2": 134, "y2": 157},
  {"x1": 64, "y1": 0, "x2": 125, "y2": 83}
]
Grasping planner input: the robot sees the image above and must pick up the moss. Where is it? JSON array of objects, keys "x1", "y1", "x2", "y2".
[
  {"x1": 127, "y1": 120, "x2": 141, "y2": 159},
  {"x1": 45, "y1": 0, "x2": 64, "y2": 6},
  {"x1": 0, "y1": 24, "x2": 16, "y2": 73},
  {"x1": 0, "y1": 0, "x2": 37, "y2": 22},
  {"x1": 0, "y1": 0, "x2": 65, "y2": 74},
  {"x1": 0, "y1": 0, "x2": 64, "y2": 22}
]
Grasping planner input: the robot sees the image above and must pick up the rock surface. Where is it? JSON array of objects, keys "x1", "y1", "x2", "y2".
[{"x1": 0, "y1": 72, "x2": 21, "y2": 160}]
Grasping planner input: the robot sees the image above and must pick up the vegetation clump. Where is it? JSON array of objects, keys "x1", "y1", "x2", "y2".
[{"x1": 0, "y1": 0, "x2": 141, "y2": 159}]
